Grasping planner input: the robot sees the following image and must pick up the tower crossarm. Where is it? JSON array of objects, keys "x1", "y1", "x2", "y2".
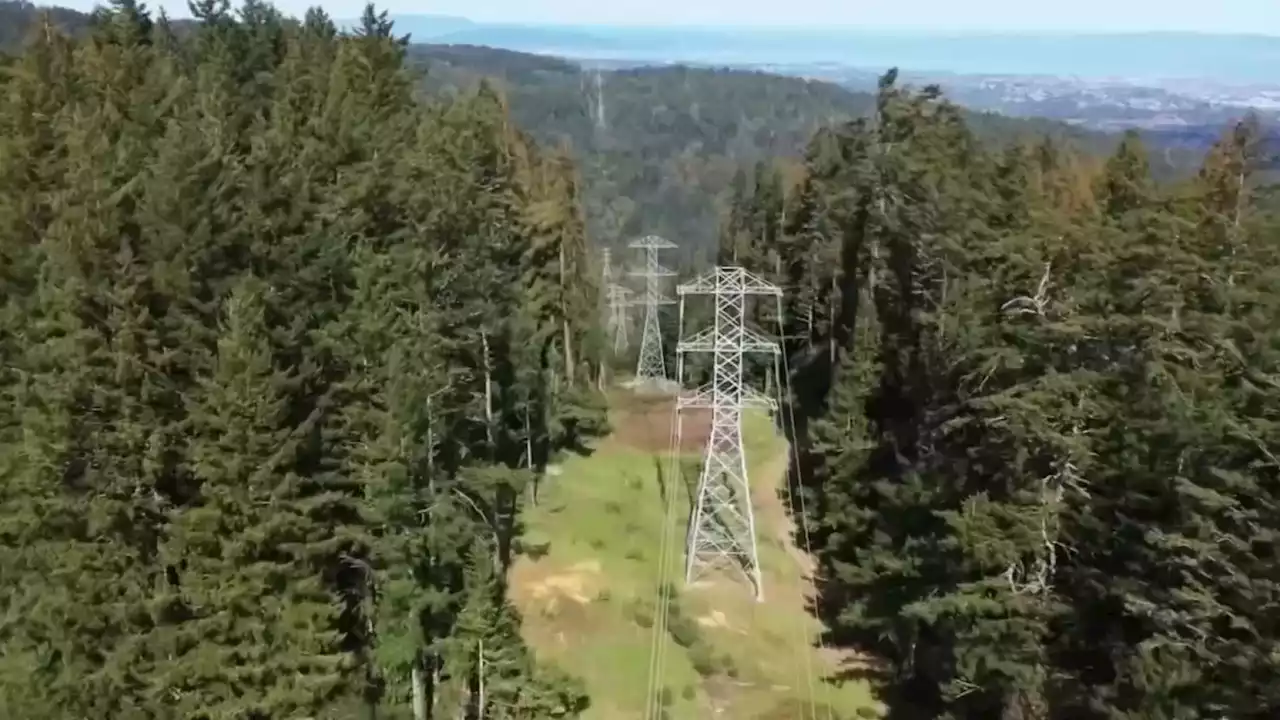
[
  {"x1": 677, "y1": 384, "x2": 777, "y2": 411},
  {"x1": 677, "y1": 266, "x2": 783, "y2": 297},
  {"x1": 676, "y1": 325, "x2": 779, "y2": 354},
  {"x1": 628, "y1": 234, "x2": 678, "y2": 251}
]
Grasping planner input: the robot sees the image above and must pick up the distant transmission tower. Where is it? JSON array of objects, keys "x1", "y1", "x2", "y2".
[
  {"x1": 601, "y1": 247, "x2": 632, "y2": 353},
  {"x1": 674, "y1": 266, "x2": 781, "y2": 601},
  {"x1": 626, "y1": 235, "x2": 677, "y2": 386},
  {"x1": 608, "y1": 285, "x2": 633, "y2": 353}
]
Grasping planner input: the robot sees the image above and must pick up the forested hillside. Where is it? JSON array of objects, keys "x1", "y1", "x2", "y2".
[
  {"x1": 0, "y1": 2, "x2": 607, "y2": 717},
  {"x1": 1, "y1": 0, "x2": 201, "y2": 45},
  {"x1": 0, "y1": 0, "x2": 93, "y2": 46},
  {"x1": 3, "y1": 2, "x2": 1211, "y2": 260},
  {"x1": 721, "y1": 71, "x2": 1280, "y2": 719},
  {"x1": 408, "y1": 44, "x2": 1242, "y2": 260},
  {"x1": 411, "y1": 43, "x2": 1198, "y2": 259}
]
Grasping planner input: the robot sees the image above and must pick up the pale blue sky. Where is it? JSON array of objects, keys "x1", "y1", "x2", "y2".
[{"x1": 61, "y1": 0, "x2": 1280, "y2": 35}]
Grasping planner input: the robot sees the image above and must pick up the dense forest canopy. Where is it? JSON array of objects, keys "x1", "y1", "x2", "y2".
[
  {"x1": 3, "y1": 1, "x2": 1280, "y2": 720},
  {"x1": 722, "y1": 71, "x2": 1280, "y2": 719},
  {"x1": 0, "y1": 1, "x2": 606, "y2": 717}
]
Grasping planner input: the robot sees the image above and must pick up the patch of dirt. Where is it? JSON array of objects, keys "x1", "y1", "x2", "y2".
[
  {"x1": 752, "y1": 449, "x2": 884, "y2": 685},
  {"x1": 696, "y1": 609, "x2": 739, "y2": 633},
  {"x1": 510, "y1": 559, "x2": 603, "y2": 612},
  {"x1": 509, "y1": 560, "x2": 607, "y2": 647},
  {"x1": 609, "y1": 393, "x2": 712, "y2": 454},
  {"x1": 755, "y1": 452, "x2": 819, "y2": 582},
  {"x1": 700, "y1": 676, "x2": 744, "y2": 715}
]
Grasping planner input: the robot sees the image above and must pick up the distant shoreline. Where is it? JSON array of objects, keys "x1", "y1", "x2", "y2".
[{"x1": 376, "y1": 17, "x2": 1280, "y2": 84}]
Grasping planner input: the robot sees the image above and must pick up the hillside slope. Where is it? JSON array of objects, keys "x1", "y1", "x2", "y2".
[
  {"x1": 1, "y1": 0, "x2": 92, "y2": 48},
  {"x1": 3, "y1": 3, "x2": 1215, "y2": 258},
  {"x1": 1, "y1": 0, "x2": 201, "y2": 48},
  {"x1": 509, "y1": 393, "x2": 878, "y2": 719},
  {"x1": 409, "y1": 43, "x2": 1210, "y2": 259},
  {"x1": 413, "y1": 44, "x2": 874, "y2": 260}
]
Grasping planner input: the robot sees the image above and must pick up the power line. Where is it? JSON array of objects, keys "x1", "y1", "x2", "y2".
[
  {"x1": 643, "y1": 403, "x2": 686, "y2": 719},
  {"x1": 673, "y1": 266, "x2": 781, "y2": 601},
  {"x1": 626, "y1": 235, "x2": 677, "y2": 387},
  {"x1": 771, "y1": 296, "x2": 836, "y2": 720}
]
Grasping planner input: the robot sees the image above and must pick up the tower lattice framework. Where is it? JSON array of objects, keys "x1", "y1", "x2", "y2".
[
  {"x1": 626, "y1": 235, "x2": 677, "y2": 384},
  {"x1": 674, "y1": 266, "x2": 781, "y2": 601},
  {"x1": 601, "y1": 248, "x2": 632, "y2": 353}
]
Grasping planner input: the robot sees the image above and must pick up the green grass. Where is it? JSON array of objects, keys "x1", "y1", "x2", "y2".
[{"x1": 510, "y1": 392, "x2": 880, "y2": 719}]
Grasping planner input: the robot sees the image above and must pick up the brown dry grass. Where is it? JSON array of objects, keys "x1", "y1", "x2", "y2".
[{"x1": 603, "y1": 391, "x2": 712, "y2": 454}]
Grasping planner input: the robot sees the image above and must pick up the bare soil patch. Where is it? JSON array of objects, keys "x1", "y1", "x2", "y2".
[
  {"x1": 608, "y1": 393, "x2": 712, "y2": 454},
  {"x1": 510, "y1": 559, "x2": 604, "y2": 611}
]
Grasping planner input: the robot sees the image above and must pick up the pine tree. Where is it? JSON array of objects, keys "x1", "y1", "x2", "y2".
[
  {"x1": 0, "y1": 22, "x2": 82, "y2": 715},
  {"x1": 158, "y1": 276, "x2": 353, "y2": 717},
  {"x1": 0, "y1": 4, "x2": 607, "y2": 718},
  {"x1": 804, "y1": 71, "x2": 1098, "y2": 718},
  {"x1": 0, "y1": 5, "x2": 200, "y2": 713},
  {"x1": 783, "y1": 70, "x2": 1280, "y2": 720},
  {"x1": 442, "y1": 540, "x2": 588, "y2": 719}
]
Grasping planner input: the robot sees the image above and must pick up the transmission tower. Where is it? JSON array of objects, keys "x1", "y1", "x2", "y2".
[
  {"x1": 601, "y1": 248, "x2": 632, "y2": 353},
  {"x1": 626, "y1": 235, "x2": 677, "y2": 386},
  {"x1": 674, "y1": 266, "x2": 781, "y2": 601},
  {"x1": 608, "y1": 285, "x2": 633, "y2": 353}
]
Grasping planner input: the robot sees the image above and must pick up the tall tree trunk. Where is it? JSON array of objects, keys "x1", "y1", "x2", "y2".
[
  {"x1": 525, "y1": 409, "x2": 538, "y2": 506},
  {"x1": 412, "y1": 661, "x2": 428, "y2": 720},
  {"x1": 827, "y1": 275, "x2": 838, "y2": 367},
  {"x1": 420, "y1": 395, "x2": 437, "y2": 720},
  {"x1": 481, "y1": 331, "x2": 494, "y2": 451},
  {"x1": 559, "y1": 231, "x2": 575, "y2": 385},
  {"x1": 477, "y1": 640, "x2": 486, "y2": 720},
  {"x1": 563, "y1": 318, "x2": 575, "y2": 385}
]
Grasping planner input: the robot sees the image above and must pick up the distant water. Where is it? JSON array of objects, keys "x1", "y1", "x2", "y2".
[{"x1": 389, "y1": 18, "x2": 1280, "y2": 84}]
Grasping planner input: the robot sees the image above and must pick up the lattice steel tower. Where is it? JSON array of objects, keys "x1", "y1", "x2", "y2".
[
  {"x1": 674, "y1": 266, "x2": 781, "y2": 601},
  {"x1": 608, "y1": 285, "x2": 633, "y2": 353},
  {"x1": 626, "y1": 235, "x2": 677, "y2": 384},
  {"x1": 601, "y1": 248, "x2": 632, "y2": 353}
]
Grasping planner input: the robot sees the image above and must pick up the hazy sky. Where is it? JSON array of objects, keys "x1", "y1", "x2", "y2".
[{"x1": 62, "y1": 0, "x2": 1280, "y2": 35}]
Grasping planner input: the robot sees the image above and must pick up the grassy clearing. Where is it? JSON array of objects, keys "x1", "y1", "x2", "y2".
[{"x1": 509, "y1": 391, "x2": 880, "y2": 719}]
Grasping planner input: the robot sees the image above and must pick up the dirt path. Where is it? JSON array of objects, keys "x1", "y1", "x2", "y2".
[
  {"x1": 753, "y1": 443, "x2": 817, "y2": 583},
  {"x1": 750, "y1": 437, "x2": 877, "y2": 684},
  {"x1": 602, "y1": 392, "x2": 712, "y2": 454}
]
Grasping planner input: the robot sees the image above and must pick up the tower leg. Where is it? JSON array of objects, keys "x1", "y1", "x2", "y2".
[
  {"x1": 635, "y1": 303, "x2": 666, "y2": 382},
  {"x1": 684, "y1": 405, "x2": 763, "y2": 601}
]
